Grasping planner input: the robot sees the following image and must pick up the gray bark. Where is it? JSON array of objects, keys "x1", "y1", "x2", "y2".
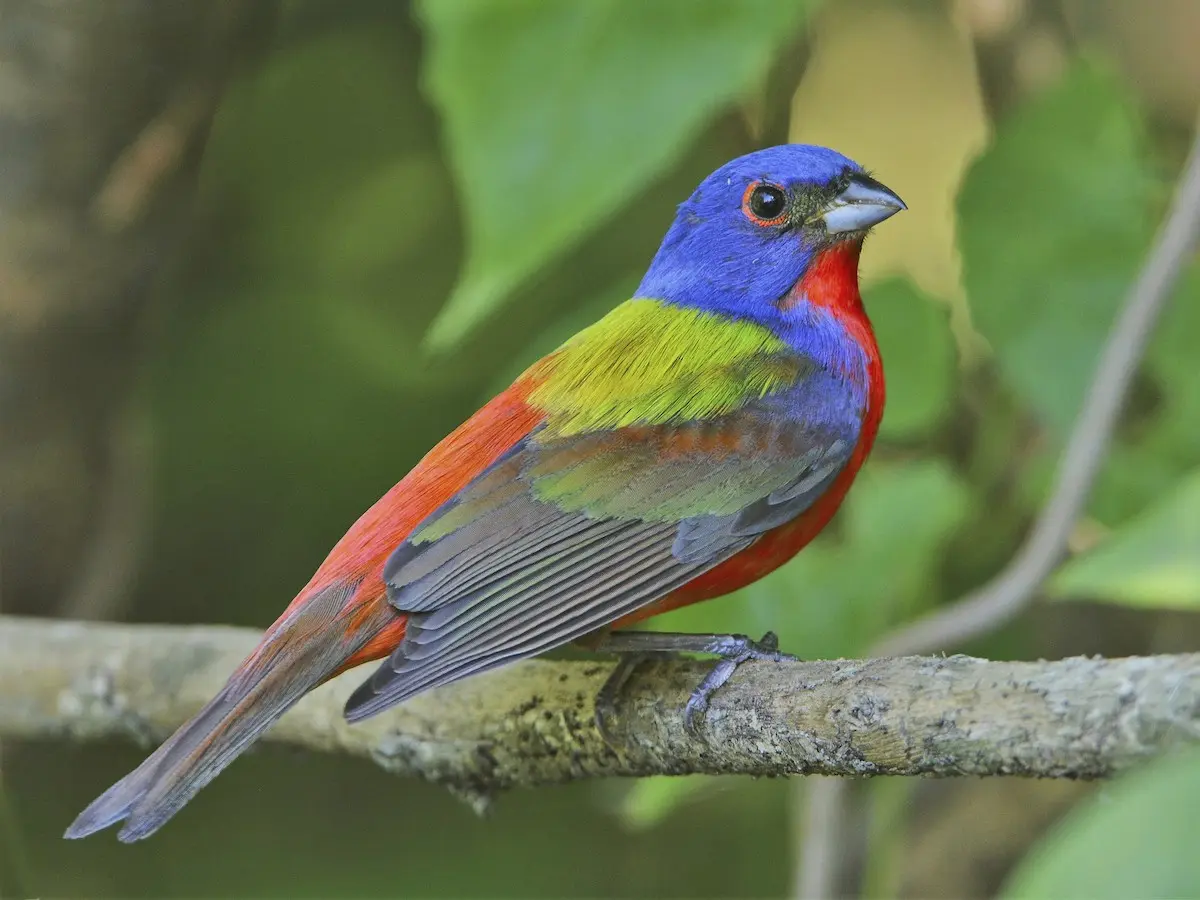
[{"x1": 1, "y1": 616, "x2": 1197, "y2": 804}]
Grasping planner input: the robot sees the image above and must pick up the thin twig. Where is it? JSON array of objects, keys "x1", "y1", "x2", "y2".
[
  {"x1": 794, "y1": 777, "x2": 848, "y2": 900},
  {"x1": 795, "y1": 112, "x2": 1200, "y2": 899},
  {"x1": 90, "y1": 87, "x2": 215, "y2": 233}
]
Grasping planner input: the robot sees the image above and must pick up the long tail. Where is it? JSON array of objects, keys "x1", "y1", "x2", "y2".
[{"x1": 64, "y1": 581, "x2": 399, "y2": 843}]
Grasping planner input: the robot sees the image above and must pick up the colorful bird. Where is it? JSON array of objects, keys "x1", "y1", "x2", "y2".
[{"x1": 66, "y1": 144, "x2": 903, "y2": 842}]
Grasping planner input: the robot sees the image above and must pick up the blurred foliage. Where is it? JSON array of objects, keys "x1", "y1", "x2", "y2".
[
  {"x1": 418, "y1": 0, "x2": 820, "y2": 348},
  {"x1": 615, "y1": 774, "x2": 728, "y2": 831},
  {"x1": 1002, "y1": 750, "x2": 1200, "y2": 899},
  {"x1": 1051, "y1": 467, "x2": 1200, "y2": 609},
  {"x1": 958, "y1": 63, "x2": 1154, "y2": 440},
  {"x1": 866, "y1": 279, "x2": 958, "y2": 441},
  {"x1": 11, "y1": 0, "x2": 1200, "y2": 898},
  {"x1": 958, "y1": 61, "x2": 1200, "y2": 525}
]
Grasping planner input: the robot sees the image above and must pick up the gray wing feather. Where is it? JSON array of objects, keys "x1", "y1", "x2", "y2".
[
  {"x1": 343, "y1": 410, "x2": 858, "y2": 722},
  {"x1": 345, "y1": 510, "x2": 732, "y2": 720}
]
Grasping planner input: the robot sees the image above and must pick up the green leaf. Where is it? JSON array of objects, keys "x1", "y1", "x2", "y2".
[
  {"x1": 198, "y1": 25, "x2": 471, "y2": 393},
  {"x1": 617, "y1": 776, "x2": 723, "y2": 831},
  {"x1": 313, "y1": 155, "x2": 465, "y2": 392},
  {"x1": 1050, "y1": 468, "x2": 1200, "y2": 609},
  {"x1": 1002, "y1": 750, "x2": 1200, "y2": 899},
  {"x1": 649, "y1": 459, "x2": 972, "y2": 659},
  {"x1": 1145, "y1": 269, "x2": 1200, "y2": 461},
  {"x1": 957, "y1": 62, "x2": 1153, "y2": 436},
  {"x1": 316, "y1": 156, "x2": 445, "y2": 282},
  {"x1": 866, "y1": 279, "x2": 957, "y2": 441},
  {"x1": 1094, "y1": 266, "x2": 1200, "y2": 523},
  {"x1": 418, "y1": 0, "x2": 819, "y2": 349},
  {"x1": 201, "y1": 27, "x2": 432, "y2": 273}
]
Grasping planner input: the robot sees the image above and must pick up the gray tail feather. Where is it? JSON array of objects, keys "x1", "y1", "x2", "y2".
[
  {"x1": 64, "y1": 687, "x2": 250, "y2": 840},
  {"x1": 65, "y1": 583, "x2": 391, "y2": 842}
]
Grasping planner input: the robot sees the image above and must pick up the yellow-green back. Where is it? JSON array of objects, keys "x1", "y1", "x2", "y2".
[{"x1": 525, "y1": 299, "x2": 804, "y2": 438}]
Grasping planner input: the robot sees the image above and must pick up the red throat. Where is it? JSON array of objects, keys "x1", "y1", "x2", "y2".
[
  {"x1": 781, "y1": 237, "x2": 881, "y2": 393},
  {"x1": 783, "y1": 238, "x2": 865, "y2": 317}
]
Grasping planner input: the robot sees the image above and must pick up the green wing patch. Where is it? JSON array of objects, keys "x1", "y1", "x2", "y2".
[{"x1": 525, "y1": 422, "x2": 801, "y2": 521}]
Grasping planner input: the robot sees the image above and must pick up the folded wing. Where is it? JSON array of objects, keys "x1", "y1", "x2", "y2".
[{"x1": 343, "y1": 406, "x2": 857, "y2": 721}]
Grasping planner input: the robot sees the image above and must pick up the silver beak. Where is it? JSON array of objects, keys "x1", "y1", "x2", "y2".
[{"x1": 819, "y1": 173, "x2": 906, "y2": 234}]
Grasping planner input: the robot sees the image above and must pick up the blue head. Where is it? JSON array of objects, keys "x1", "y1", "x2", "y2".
[{"x1": 635, "y1": 144, "x2": 904, "y2": 322}]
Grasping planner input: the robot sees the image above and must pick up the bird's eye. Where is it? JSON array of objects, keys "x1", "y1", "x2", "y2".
[{"x1": 742, "y1": 182, "x2": 789, "y2": 226}]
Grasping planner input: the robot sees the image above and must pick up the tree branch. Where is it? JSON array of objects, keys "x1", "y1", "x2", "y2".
[{"x1": 2, "y1": 615, "x2": 1198, "y2": 800}]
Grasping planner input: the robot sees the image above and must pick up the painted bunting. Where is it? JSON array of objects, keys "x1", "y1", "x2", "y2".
[{"x1": 66, "y1": 144, "x2": 903, "y2": 842}]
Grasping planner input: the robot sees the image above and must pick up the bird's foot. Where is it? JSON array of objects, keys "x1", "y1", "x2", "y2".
[
  {"x1": 681, "y1": 632, "x2": 797, "y2": 737},
  {"x1": 586, "y1": 630, "x2": 798, "y2": 742}
]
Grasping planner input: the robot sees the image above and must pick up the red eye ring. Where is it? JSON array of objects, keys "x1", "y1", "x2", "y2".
[{"x1": 742, "y1": 181, "x2": 790, "y2": 227}]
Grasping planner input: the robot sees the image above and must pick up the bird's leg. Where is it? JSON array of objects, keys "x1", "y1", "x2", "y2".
[
  {"x1": 580, "y1": 627, "x2": 681, "y2": 746},
  {"x1": 587, "y1": 630, "x2": 798, "y2": 739},
  {"x1": 592, "y1": 652, "x2": 651, "y2": 747}
]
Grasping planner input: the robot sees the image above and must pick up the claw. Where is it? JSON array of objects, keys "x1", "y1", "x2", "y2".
[
  {"x1": 684, "y1": 632, "x2": 797, "y2": 737},
  {"x1": 585, "y1": 629, "x2": 798, "y2": 743}
]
